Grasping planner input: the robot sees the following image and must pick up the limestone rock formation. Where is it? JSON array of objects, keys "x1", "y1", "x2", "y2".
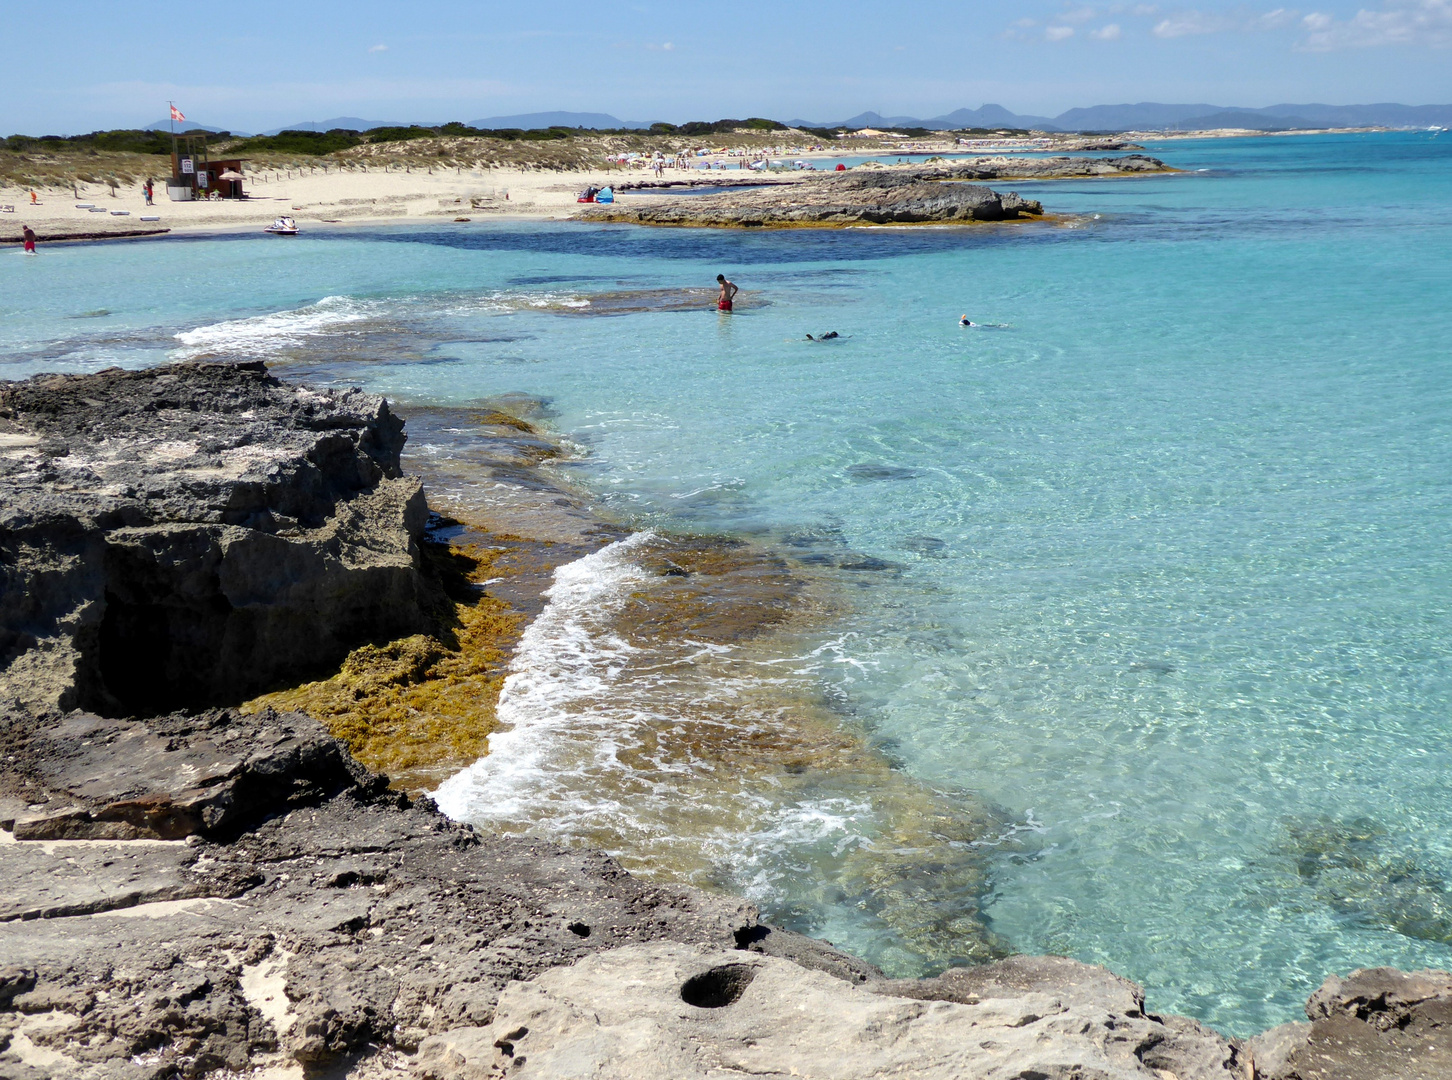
[
  {"x1": 0, "y1": 361, "x2": 430, "y2": 714},
  {"x1": 1246, "y1": 967, "x2": 1452, "y2": 1079},
  {"x1": 583, "y1": 171, "x2": 1044, "y2": 227},
  {"x1": 0, "y1": 706, "x2": 757, "y2": 1078},
  {"x1": 413, "y1": 942, "x2": 1245, "y2": 1079},
  {"x1": 930, "y1": 153, "x2": 1172, "y2": 180},
  {"x1": 583, "y1": 155, "x2": 1170, "y2": 228}
]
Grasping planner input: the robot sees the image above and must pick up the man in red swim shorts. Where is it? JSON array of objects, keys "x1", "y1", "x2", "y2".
[
  {"x1": 716, "y1": 273, "x2": 738, "y2": 311},
  {"x1": 22, "y1": 226, "x2": 37, "y2": 253}
]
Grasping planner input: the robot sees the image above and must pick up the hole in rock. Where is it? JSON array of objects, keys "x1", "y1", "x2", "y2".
[
  {"x1": 680, "y1": 963, "x2": 758, "y2": 1009},
  {"x1": 567, "y1": 921, "x2": 590, "y2": 937}
]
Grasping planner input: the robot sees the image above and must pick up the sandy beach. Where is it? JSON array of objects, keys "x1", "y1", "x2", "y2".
[{"x1": 0, "y1": 165, "x2": 632, "y2": 239}]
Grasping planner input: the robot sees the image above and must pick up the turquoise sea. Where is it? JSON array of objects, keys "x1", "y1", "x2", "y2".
[{"x1": 5, "y1": 132, "x2": 1451, "y2": 1034}]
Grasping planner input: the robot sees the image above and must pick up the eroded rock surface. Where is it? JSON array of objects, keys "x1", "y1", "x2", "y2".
[
  {"x1": 0, "y1": 706, "x2": 756, "y2": 1079},
  {"x1": 413, "y1": 942, "x2": 1245, "y2": 1079},
  {"x1": 583, "y1": 155, "x2": 1170, "y2": 228},
  {"x1": 1246, "y1": 967, "x2": 1452, "y2": 1079},
  {"x1": 928, "y1": 152, "x2": 1172, "y2": 180},
  {"x1": 583, "y1": 170, "x2": 1044, "y2": 227},
  {"x1": 0, "y1": 361, "x2": 430, "y2": 714}
]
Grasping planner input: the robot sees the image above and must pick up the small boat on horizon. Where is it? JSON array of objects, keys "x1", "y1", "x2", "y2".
[{"x1": 264, "y1": 216, "x2": 298, "y2": 235}]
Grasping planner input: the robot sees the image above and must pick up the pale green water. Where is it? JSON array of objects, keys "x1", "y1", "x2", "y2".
[{"x1": 5, "y1": 132, "x2": 1451, "y2": 1033}]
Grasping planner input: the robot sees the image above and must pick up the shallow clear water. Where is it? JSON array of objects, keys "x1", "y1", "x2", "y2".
[{"x1": 6, "y1": 132, "x2": 1451, "y2": 1034}]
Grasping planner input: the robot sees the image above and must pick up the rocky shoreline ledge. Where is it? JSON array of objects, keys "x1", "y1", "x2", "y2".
[
  {"x1": 583, "y1": 155, "x2": 1172, "y2": 228},
  {"x1": 3, "y1": 362, "x2": 1451, "y2": 1079}
]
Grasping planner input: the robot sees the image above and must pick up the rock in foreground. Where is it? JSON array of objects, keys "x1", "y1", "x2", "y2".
[
  {"x1": 418, "y1": 943, "x2": 1242, "y2": 1079},
  {"x1": 0, "y1": 705, "x2": 756, "y2": 1077},
  {"x1": 0, "y1": 361, "x2": 430, "y2": 715}
]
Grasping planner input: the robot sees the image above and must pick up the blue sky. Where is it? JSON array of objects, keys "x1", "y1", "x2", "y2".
[{"x1": 5, "y1": 0, "x2": 1451, "y2": 134}]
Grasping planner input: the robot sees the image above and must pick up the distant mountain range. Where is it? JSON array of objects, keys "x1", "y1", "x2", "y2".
[
  {"x1": 251, "y1": 112, "x2": 653, "y2": 135},
  {"x1": 467, "y1": 111, "x2": 653, "y2": 130},
  {"x1": 135, "y1": 102, "x2": 1452, "y2": 140},
  {"x1": 142, "y1": 120, "x2": 252, "y2": 136},
  {"x1": 792, "y1": 102, "x2": 1452, "y2": 132}
]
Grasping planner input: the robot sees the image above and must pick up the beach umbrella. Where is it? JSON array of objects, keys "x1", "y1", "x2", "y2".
[{"x1": 217, "y1": 170, "x2": 244, "y2": 180}]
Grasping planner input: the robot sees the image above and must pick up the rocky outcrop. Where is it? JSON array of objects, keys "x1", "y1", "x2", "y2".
[
  {"x1": 416, "y1": 943, "x2": 1246, "y2": 1079},
  {"x1": 929, "y1": 153, "x2": 1172, "y2": 180},
  {"x1": 582, "y1": 171, "x2": 1044, "y2": 228},
  {"x1": 1246, "y1": 967, "x2": 1452, "y2": 1079},
  {"x1": 0, "y1": 706, "x2": 756, "y2": 1078},
  {"x1": 0, "y1": 361, "x2": 431, "y2": 715},
  {"x1": 585, "y1": 155, "x2": 1170, "y2": 228}
]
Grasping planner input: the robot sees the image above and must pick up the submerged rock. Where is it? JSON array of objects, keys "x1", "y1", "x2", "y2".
[{"x1": 0, "y1": 361, "x2": 431, "y2": 715}]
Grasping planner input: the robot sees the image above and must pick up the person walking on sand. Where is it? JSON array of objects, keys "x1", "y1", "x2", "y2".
[
  {"x1": 716, "y1": 273, "x2": 738, "y2": 312},
  {"x1": 22, "y1": 225, "x2": 37, "y2": 253},
  {"x1": 144, "y1": 180, "x2": 154, "y2": 206}
]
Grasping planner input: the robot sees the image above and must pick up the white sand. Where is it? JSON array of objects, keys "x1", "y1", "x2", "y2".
[{"x1": 0, "y1": 164, "x2": 650, "y2": 239}]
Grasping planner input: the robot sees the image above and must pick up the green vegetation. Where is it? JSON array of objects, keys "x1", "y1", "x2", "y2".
[
  {"x1": 1, "y1": 128, "x2": 228, "y2": 155},
  {"x1": 652, "y1": 118, "x2": 788, "y2": 136},
  {"x1": 226, "y1": 129, "x2": 364, "y2": 154}
]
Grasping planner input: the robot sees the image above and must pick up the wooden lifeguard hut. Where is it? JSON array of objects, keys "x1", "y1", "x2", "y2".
[{"x1": 168, "y1": 132, "x2": 247, "y2": 200}]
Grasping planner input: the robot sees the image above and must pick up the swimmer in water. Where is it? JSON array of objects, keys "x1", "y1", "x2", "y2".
[
  {"x1": 716, "y1": 274, "x2": 738, "y2": 312},
  {"x1": 960, "y1": 314, "x2": 977, "y2": 326}
]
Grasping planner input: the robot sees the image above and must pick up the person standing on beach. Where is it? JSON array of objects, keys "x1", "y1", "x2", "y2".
[
  {"x1": 144, "y1": 179, "x2": 154, "y2": 206},
  {"x1": 22, "y1": 226, "x2": 37, "y2": 253},
  {"x1": 716, "y1": 274, "x2": 738, "y2": 312}
]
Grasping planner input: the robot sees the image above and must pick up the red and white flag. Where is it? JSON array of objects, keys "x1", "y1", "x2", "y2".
[{"x1": 170, "y1": 105, "x2": 186, "y2": 122}]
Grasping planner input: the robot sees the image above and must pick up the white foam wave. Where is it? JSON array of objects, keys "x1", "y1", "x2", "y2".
[
  {"x1": 172, "y1": 296, "x2": 377, "y2": 358},
  {"x1": 432, "y1": 532, "x2": 892, "y2": 879},
  {"x1": 433, "y1": 531, "x2": 657, "y2": 824}
]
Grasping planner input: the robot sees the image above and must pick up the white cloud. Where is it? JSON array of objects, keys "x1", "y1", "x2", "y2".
[
  {"x1": 1152, "y1": 11, "x2": 1235, "y2": 36},
  {"x1": 1250, "y1": 7, "x2": 1299, "y2": 27},
  {"x1": 1045, "y1": 24, "x2": 1077, "y2": 38},
  {"x1": 368, "y1": 44, "x2": 388, "y2": 53},
  {"x1": 1299, "y1": 0, "x2": 1452, "y2": 48},
  {"x1": 1015, "y1": 16, "x2": 1038, "y2": 26},
  {"x1": 1091, "y1": 22, "x2": 1125, "y2": 37},
  {"x1": 1059, "y1": 6, "x2": 1100, "y2": 23},
  {"x1": 1151, "y1": 7, "x2": 1309, "y2": 36}
]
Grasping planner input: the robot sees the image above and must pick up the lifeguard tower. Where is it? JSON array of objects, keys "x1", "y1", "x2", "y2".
[{"x1": 167, "y1": 132, "x2": 247, "y2": 201}]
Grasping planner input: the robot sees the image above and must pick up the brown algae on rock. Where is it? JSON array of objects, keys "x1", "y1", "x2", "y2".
[{"x1": 244, "y1": 530, "x2": 526, "y2": 790}]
